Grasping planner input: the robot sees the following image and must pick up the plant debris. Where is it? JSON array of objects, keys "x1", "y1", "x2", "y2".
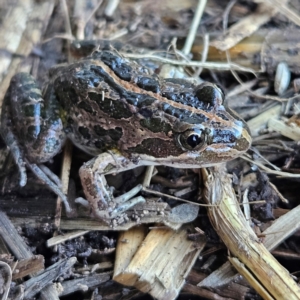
[{"x1": 1, "y1": 1, "x2": 300, "y2": 299}]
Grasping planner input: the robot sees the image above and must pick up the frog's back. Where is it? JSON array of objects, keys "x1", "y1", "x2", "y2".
[
  {"x1": 51, "y1": 50, "x2": 251, "y2": 162},
  {"x1": 50, "y1": 52, "x2": 172, "y2": 156}
]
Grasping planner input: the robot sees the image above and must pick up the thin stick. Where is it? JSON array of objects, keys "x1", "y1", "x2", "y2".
[
  {"x1": 193, "y1": 33, "x2": 209, "y2": 77},
  {"x1": 181, "y1": 0, "x2": 207, "y2": 55},
  {"x1": 122, "y1": 53, "x2": 256, "y2": 73}
]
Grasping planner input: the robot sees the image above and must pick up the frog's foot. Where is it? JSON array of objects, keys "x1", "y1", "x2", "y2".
[
  {"x1": 25, "y1": 159, "x2": 71, "y2": 213},
  {"x1": 78, "y1": 151, "x2": 149, "y2": 223},
  {"x1": 75, "y1": 184, "x2": 146, "y2": 223}
]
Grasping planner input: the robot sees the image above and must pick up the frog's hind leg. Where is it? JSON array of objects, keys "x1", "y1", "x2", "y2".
[
  {"x1": 1, "y1": 85, "x2": 27, "y2": 186},
  {"x1": 77, "y1": 151, "x2": 146, "y2": 223},
  {"x1": 1, "y1": 73, "x2": 69, "y2": 210}
]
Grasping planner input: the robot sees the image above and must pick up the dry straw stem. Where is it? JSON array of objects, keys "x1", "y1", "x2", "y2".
[
  {"x1": 202, "y1": 166, "x2": 300, "y2": 299},
  {"x1": 211, "y1": 2, "x2": 282, "y2": 51}
]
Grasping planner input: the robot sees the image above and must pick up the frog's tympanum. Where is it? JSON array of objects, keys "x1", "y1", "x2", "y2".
[{"x1": 1, "y1": 50, "x2": 251, "y2": 224}]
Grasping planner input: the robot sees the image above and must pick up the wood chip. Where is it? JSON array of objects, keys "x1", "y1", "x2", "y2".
[
  {"x1": 247, "y1": 104, "x2": 282, "y2": 137},
  {"x1": 113, "y1": 225, "x2": 205, "y2": 300},
  {"x1": 268, "y1": 118, "x2": 300, "y2": 141}
]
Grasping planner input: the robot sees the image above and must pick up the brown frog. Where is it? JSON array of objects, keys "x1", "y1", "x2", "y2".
[{"x1": 1, "y1": 50, "x2": 251, "y2": 223}]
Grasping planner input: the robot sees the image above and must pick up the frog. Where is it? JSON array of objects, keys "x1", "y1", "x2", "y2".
[{"x1": 1, "y1": 49, "x2": 252, "y2": 224}]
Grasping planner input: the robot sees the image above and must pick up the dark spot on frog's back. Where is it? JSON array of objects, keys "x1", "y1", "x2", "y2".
[
  {"x1": 55, "y1": 85, "x2": 80, "y2": 107},
  {"x1": 139, "y1": 107, "x2": 153, "y2": 118},
  {"x1": 216, "y1": 112, "x2": 229, "y2": 121},
  {"x1": 99, "y1": 51, "x2": 132, "y2": 82},
  {"x1": 163, "y1": 104, "x2": 208, "y2": 124},
  {"x1": 137, "y1": 77, "x2": 160, "y2": 93},
  {"x1": 93, "y1": 125, "x2": 123, "y2": 141},
  {"x1": 88, "y1": 65, "x2": 156, "y2": 108},
  {"x1": 78, "y1": 101, "x2": 94, "y2": 114},
  {"x1": 78, "y1": 126, "x2": 91, "y2": 139},
  {"x1": 128, "y1": 138, "x2": 184, "y2": 157},
  {"x1": 88, "y1": 92, "x2": 132, "y2": 119},
  {"x1": 161, "y1": 90, "x2": 211, "y2": 112},
  {"x1": 94, "y1": 140, "x2": 105, "y2": 150},
  {"x1": 195, "y1": 84, "x2": 222, "y2": 108}
]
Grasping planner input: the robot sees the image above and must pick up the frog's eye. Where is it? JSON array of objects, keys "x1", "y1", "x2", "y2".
[
  {"x1": 178, "y1": 128, "x2": 207, "y2": 150},
  {"x1": 195, "y1": 82, "x2": 225, "y2": 107}
]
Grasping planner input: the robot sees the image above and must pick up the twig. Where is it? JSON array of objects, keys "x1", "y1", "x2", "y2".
[
  {"x1": 242, "y1": 155, "x2": 300, "y2": 178},
  {"x1": 193, "y1": 33, "x2": 209, "y2": 77},
  {"x1": 181, "y1": 0, "x2": 207, "y2": 55},
  {"x1": 121, "y1": 53, "x2": 256, "y2": 73}
]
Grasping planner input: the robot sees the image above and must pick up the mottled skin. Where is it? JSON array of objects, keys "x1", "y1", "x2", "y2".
[{"x1": 1, "y1": 50, "x2": 251, "y2": 223}]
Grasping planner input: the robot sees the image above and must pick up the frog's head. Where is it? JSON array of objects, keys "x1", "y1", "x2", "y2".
[
  {"x1": 172, "y1": 113, "x2": 251, "y2": 167},
  {"x1": 133, "y1": 82, "x2": 251, "y2": 168},
  {"x1": 170, "y1": 82, "x2": 251, "y2": 167}
]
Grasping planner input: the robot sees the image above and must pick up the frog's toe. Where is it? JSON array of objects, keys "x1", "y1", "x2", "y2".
[
  {"x1": 25, "y1": 160, "x2": 72, "y2": 213},
  {"x1": 75, "y1": 197, "x2": 89, "y2": 207},
  {"x1": 18, "y1": 162, "x2": 27, "y2": 187},
  {"x1": 110, "y1": 196, "x2": 146, "y2": 218},
  {"x1": 75, "y1": 192, "x2": 145, "y2": 223},
  {"x1": 114, "y1": 184, "x2": 143, "y2": 204},
  {"x1": 39, "y1": 164, "x2": 62, "y2": 188}
]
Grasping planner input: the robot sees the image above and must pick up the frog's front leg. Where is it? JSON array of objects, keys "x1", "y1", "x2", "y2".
[{"x1": 78, "y1": 151, "x2": 146, "y2": 222}]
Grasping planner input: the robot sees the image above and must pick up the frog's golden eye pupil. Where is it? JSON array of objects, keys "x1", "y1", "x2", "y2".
[{"x1": 187, "y1": 134, "x2": 202, "y2": 148}]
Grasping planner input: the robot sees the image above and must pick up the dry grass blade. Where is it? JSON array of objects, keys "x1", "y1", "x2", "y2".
[{"x1": 201, "y1": 166, "x2": 300, "y2": 299}]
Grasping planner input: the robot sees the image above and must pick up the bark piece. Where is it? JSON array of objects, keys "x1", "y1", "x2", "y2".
[
  {"x1": 59, "y1": 273, "x2": 111, "y2": 296},
  {"x1": 12, "y1": 255, "x2": 44, "y2": 280},
  {"x1": 20, "y1": 257, "x2": 77, "y2": 300},
  {"x1": 0, "y1": 211, "x2": 33, "y2": 259}
]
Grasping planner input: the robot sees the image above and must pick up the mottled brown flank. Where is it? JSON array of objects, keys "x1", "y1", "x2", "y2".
[
  {"x1": 139, "y1": 118, "x2": 172, "y2": 134},
  {"x1": 127, "y1": 138, "x2": 185, "y2": 157}
]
